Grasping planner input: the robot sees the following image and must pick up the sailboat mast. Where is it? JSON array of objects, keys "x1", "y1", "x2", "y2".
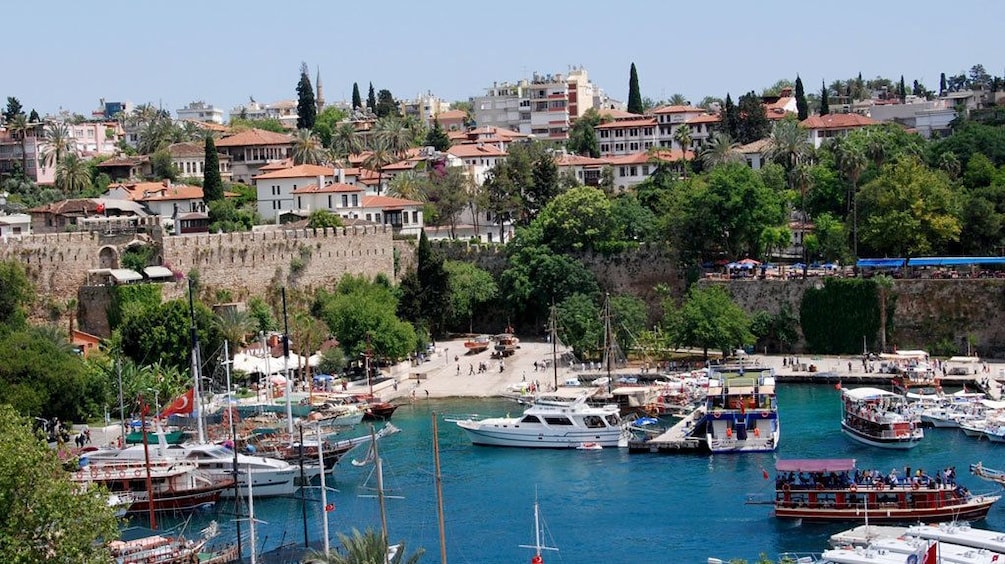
[
  {"x1": 366, "y1": 333, "x2": 374, "y2": 397},
  {"x1": 247, "y1": 464, "x2": 257, "y2": 564},
  {"x1": 549, "y1": 303, "x2": 558, "y2": 391},
  {"x1": 282, "y1": 288, "x2": 294, "y2": 441},
  {"x1": 140, "y1": 398, "x2": 156, "y2": 529},
  {"x1": 116, "y1": 356, "x2": 125, "y2": 448},
  {"x1": 371, "y1": 425, "x2": 390, "y2": 564},
  {"x1": 223, "y1": 340, "x2": 243, "y2": 560},
  {"x1": 432, "y1": 413, "x2": 448, "y2": 564},
  {"x1": 603, "y1": 293, "x2": 613, "y2": 394},
  {"x1": 188, "y1": 278, "x2": 206, "y2": 444},
  {"x1": 317, "y1": 423, "x2": 331, "y2": 558}
]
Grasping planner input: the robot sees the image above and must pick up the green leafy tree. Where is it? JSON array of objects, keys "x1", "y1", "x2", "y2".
[
  {"x1": 307, "y1": 209, "x2": 344, "y2": 229},
  {"x1": 609, "y1": 191, "x2": 658, "y2": 244},
  {"x1": 804, "y1": 212, "x2": 851, "y2": 264},
  {"x1": 858, "y1": 157, "x2": 962, "y2": 257},
  {"x1": 610, "y1": 294, "x2": 648, "y2": 357},
  {"x1": 500, "y1": 245, "x2": 599, "y2": 322},
  {"x1": 208, "y1": 198, "x2": 258, "y2": 233},
  {"x1": 666, "y1": 284, "x2": 752, "y2": 359},
  {"x1": 292, "y1": 129, "x2": 326, "y2": 165},
  {"x1": 313, "y1": 106, "x2": 348, "y2": 148},
  {"x1": 929, "y1": 122, "x2": 1005, "y2": 168},
  {"x1": 424, "y1": 167, "x2": 470, "y2": 237},
  {"x1": 228, "y1": 117, "x2": 286, "y2": 134},
  {"x1": 303, "y1": 527, "x2": 423, "y2": 564},
  {"x1": 535, "y1": 186, "x2": 617, "y2": 253},
  {"x1": 701, "y1": 162, "x2": 785, "y2": 259},
  {"x1": 397, "y1": 231, "x2": 452, "y2": 337},
  {"x1": 313, "y1": 275, "x2": 416, "y2": 360},
  {"x1": 374, "y1": 89, "x2": 399, "y2": 118},
  {"x1": 723, "y1": 93, "x2": 738, "y2": 139},
  {"x1": 351, "y1": 83, "x2": 362, "y2": 110},
  {"x1": 247, "y1": 296, "x2": 277, "y2": 334},
  {"x1": 296, "y1": 62, "x2": 317, "y2": 130},
  {"x1": 444, "y1": 260, "x2": 498, "y2": 333},
  {"x1": 820, "y1": 80, "x2": 830, "y2": 115},
  {"x1": 424, "y1": 119, "x2": 451, "y2": 152},
  {"x1": 794, "y1": 75, "x2": 808, "y2": 120},
  {"x1": 203, "y1": 136, "x2": 223, "y2": 202},
  {"x1": 556, "y1": 293, "x2": 603, "y2": 359},
  {"x1": 117, "y1": 298, "x2": 224, "y2": 374},
  {"x1": 150, "y1": 148, "x2": 178, "y2": 182},
  {"x1": 736, "y1": 91, "x2": 770, "y2": 144},
  {"x1": 366, "y1": 83, "x2": 377, "y2": 113},
  {"x1": 566, "y1": 108, "x2": 601, "y2": 157},
  {"x1": 0, "y1": 405, "x2": 119, "y2": 562},
  {"x1": 330, "y1": 122, "x2": 364, "y2": 161},
  {"x1": 0, "y1": 261, "x2": 33, "y2": 333},
  {"x1": 627, "y1": 63, "x2": 643, "y2": 115},
  {"x1": 40, "y1": 122, "x2": 77, "y2": 170}
]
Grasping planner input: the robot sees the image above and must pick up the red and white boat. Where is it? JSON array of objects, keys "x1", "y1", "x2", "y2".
[
  {"x1": 771, "y1": 459, "x2": 999, "y2": 523},
  {"x1": 71, "y1": 460, "x2": 232, "y2": 514}
]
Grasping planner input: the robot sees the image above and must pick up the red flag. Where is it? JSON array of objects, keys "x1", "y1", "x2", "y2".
[
  {"x1": 160, "y1": 389, "x2": 194, "y2": 418},
  {"x1": 325, "y1": 503, "x2": 335, "y2": 512},
  {"x1": 923, "y1": 540, "x2": 937, "y2": 564},
  {"x1": 834, "y1": 381, "x2": 842, "y2": 390}
]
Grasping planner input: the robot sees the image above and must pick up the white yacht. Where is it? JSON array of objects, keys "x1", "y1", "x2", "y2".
[
  {"x1": 840, "y1": 387, "x2": 923, "y2": 449},
  {"x1": 83, "y1": 442, "x2": 317, "y2": 497},
  {"x1": 455, "y1": 393, "x2": 623, "y2": 448}
]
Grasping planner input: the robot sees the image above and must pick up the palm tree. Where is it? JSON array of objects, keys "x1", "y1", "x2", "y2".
[
  {"x1": 372, "y1": 116, "x2": 413, "y2": 159},
  {"x1": 839, "y1": 146, "x2": 867, "y2": 258},
  {"x1": 672, "y1": 125, "x2": 693, "y2": 178},
  {"x1": 7, "y1": 113, "x2": 31, "y2": 174},
  {"x1": 387, "y1": 171, "x2": 427, "y2": 200},
  {"x1": 874, "y1": 274, "x2": 894, "y2": 353},
  {"x1": 292, "y1": 129, "x2": 326, "y2": 165},
  {"x1": 766, "y1": 118, "x2": 809, "y2": 180},
  {"x1": 55, "y1": 154, "x2": 92, "y2": 195},
  {"x1": 362, "y1": 141, "x2": 399, "y2": 195},
  {"x1": 215, "y1": 308, "x2": 254, "y2": 349},
  {"x1": 789, "y1": 163, "x2": 813, "y2": 220},
  {"x1": 330, "y1": 122, "x2": 364, "y2": 161},
  {"x1": 41, "y1": 122, "x2": 77, "y2": 170},
  {"x1": 699, "y1": 132, "x2": 742, "y2": 169},
  {"x1": 302, "y1": 528, "x2": 423, "y2": 564},
  {"x1": 668, "y1": 93, "x2": 688, "y2": 106}
]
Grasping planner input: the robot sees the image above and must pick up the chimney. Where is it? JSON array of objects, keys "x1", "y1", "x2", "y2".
[
  {"x1": 162, "y1": 179, "x2": 170, "y2": 188},
  {"x1": 337, "y1": 168, "x2": 344, "y2": 184},
  {"x1": 317, "y1": 174, "x2": 324, "y2": 191}
]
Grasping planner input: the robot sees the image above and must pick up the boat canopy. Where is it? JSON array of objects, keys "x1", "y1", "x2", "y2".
[
  {"x1": 776, "y1": 459, "x2": 856, "y2": 472},
  {"x1": 842, "y1": 387, "x2": 898, "y2": 400},
  {"x1": 948, "y1": 356, "x2": 981, "y2": 363},
  {"x1": 980, "y1": 399, "x2": 1005, "y2": 410}
]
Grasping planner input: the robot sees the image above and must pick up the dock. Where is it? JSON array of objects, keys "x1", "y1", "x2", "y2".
[{"x1": 628, "y1": 406, "x2": 706, "y2": 453}]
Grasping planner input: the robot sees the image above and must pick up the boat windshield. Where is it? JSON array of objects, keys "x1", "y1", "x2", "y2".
[{"x1": 543, "y1": 416, "x2": 573, "y2": 426}]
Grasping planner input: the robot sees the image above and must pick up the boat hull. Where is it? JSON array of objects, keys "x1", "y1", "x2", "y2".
[
  {"x1": 456, "y1": 420, "x2": 622, "y2": 448},
  {"x1": 775, "y1": 497, "x2": 997, "y2": 523},
  {"x1": 127, "y1": 484, "x2": 225, "y2": 514},
  {"x1": 841, "y1": 423, "x2": 921, "y2": 449}
]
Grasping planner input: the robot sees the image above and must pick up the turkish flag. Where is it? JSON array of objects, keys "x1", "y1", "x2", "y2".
[
  {"x1": 325, "y1": 503, "x2": 335, "y2": 512},
  {"x1": 160, "y1": 389, "x2": 195, "y2": 418},
  {"x1": 923, "y1": 540, "x2": 937, "y2": 564}
]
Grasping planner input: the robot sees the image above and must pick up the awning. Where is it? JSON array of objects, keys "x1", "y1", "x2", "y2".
[
  {"x1": 907, "y1": 257, "x2": 1005, "y2": 267},
  {"x1": 842, "y1": 387, "x2": 898, "y2": 400},
  {"x1": 776, "y1": 459, "x2": 856, "y2": 472},
  {"x1": 109, "y1": 269, "x2": 143, "y2": 283},
  {"x1": 143, "y1": 266, "x2": 174, "y2": 279},
  {"x1": 857, "y1": 258, "x2": 906, "y2": 268}
]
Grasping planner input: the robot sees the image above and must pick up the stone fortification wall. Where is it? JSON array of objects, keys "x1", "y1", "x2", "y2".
[
  {"x1": 159, "y1": 225, "x2": 395, "y2": 301},
  {"x1": 715, "y1": 278, "x2": 1005, "y2": 357},
  {"x1": 0, "y1": 231, "x2": 114, "y2": 300}
]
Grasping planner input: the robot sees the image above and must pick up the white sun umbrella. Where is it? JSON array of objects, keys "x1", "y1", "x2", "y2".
[
  {"x1": 232, "y1": 352, "x2": 267, "y2": 374},
  {"x1": 307, "y1": 353, "x2": 322, "y2": 368}
]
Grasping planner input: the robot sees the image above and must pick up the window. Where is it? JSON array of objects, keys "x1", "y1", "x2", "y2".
[
  {"x1": 328, "y1": 195, "x2": 332, "y2": 208},
  {"x1": 542, "y1": 416, "x2": 573, "y2": 426},
  {"x1": 619, "y1": 167, "x2": 626, "y2": 176},
  {"x1": 341, "y1": 195, "x2": 348, "y2": 207},
  {"x1": 402, "y1": 213, "x2": 408, "y2": 225},
  {"x1": 412, "y1": 211, "x2": 418, "y2": 223},
  {"x1": 630, "y1": 166, "x2": 637, "y2": 176},
  {"x1": 352, "y1": 194, "x2": 358, "y2": 206},
  {"x1": 297, "y1": 197, "x2": 301, "y2": 208},
  {"x1": 366, "y1": 214, "x2": 372, "y2": 221},
  {"x1": 642, "y1": 165, "x2": 650, "y2": 176}
]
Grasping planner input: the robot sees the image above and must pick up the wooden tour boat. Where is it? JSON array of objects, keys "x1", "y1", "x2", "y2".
[{"x1": 769, "y1": 459, "x2": 999, "y2": 523}]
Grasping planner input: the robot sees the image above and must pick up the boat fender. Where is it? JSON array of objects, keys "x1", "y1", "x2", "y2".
[{"x1": 849, "y1": 483, "x2": 857, "y2": 492}]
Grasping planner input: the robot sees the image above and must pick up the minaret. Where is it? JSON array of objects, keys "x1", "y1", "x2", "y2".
[{"x1": 316, "y1": 66, "x2": 325, "y2": 111}]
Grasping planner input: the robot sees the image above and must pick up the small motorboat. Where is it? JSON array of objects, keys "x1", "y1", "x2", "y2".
[{"x1": 577, "y1": 442, "x2": 603, "y2": 451}]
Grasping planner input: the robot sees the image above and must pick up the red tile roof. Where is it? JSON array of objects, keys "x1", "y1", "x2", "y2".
[
  {"x1": 97, "y1": 156, "x2": 149, "y2": 167},
  {"x1": 447, "y1": 144, "x2": 507, "y2": 158},
  {"x1": 291, "y1": 182, "x2": 362, "y2": 194},
  {"x1": 216, "y1": 128, "x2": 295, "y2": 147},
  {"x1": 596, "y1": 108, "x2": 642, "y2": 120},
  {"x1": 800, "y1": 113, "x2": 877, "y2": 130},
  {"x1": 554, "y1": 153, "x2": 609, "y2": 167},
  {"x1": 166, "y1": 142, "x2": 205, "y2": 158},
  {"x1": 605, "y1": 149, "x2": 694, "y2": 165},
  {"x1": 363, "y1": 195, "x2": 423, "y2": 209},
  {"x1": 435, "y1": 109, "x2": 467, "y2": 121},
  {"x1": 595, "y1": 118, "x2": 658, "y2": 129},
  {"x1": 109, "y1": 182, "x2": 203, "y2": 201},
  {"x1": 258, "y1": 158, "x2": 294, "y2": 171},
  {"x1": 252, "y1": 164, "x2": 334, "y2": 180},
  {"x1": 685, "y1": 114, "x2": 722, "y2": 124},
  {"x1": 382, "y1": 160, "x2": 417, "y2": 171}
]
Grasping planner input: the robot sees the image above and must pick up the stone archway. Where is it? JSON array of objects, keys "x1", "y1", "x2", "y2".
[{"x1": 98, "y1": 245, "x2": 119, "y2": 269}]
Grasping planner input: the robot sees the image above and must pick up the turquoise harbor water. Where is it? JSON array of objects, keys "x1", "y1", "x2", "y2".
[{"x1": 151, "y1": 385, "x2": 1005, "y2": 563}]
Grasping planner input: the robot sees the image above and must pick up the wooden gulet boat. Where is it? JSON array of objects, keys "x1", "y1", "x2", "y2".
[{"x1": 768, "y1": 459, "x2": 999, "y2": 523}]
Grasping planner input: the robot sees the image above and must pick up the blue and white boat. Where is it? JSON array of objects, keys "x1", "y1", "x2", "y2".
[{"x1": 704, "y1": 366, "x2": 779, "y2": 453}]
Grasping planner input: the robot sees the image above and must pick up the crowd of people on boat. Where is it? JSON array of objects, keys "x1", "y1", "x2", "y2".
[{"x1": 776, "y1": 466, "x2": 961, "y2": 491}]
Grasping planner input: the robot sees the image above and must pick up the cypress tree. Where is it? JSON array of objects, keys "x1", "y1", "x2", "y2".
[
  {"x1": 352, "y1": 82, "x2": 362, "y2": 109},
  {"x1": 939, "y1": 73, "x2": 947, "y2": 96},
  {"x1": 794, "y1": 75, "x2": 808, "y2": 121},
  {"x1": 627, "y1": 63, "x2": 643, "y2": 114},
  {"x1": 425, "y1": 119, "x2": 451, "y2": 152},
  {"x1": 28, "y1": 109, "x2": 40, "y2": 123},
  {"x1": 295, "y1": 62, "x2": 316, "y2": 129},
  {"x1": 202, "y1": 136, "x2": 223, "y2": 203},
  {"x1": 898, "y1": 75, "x2": 907, "y2": 102},
  {"x1": 723, "y1": 93, "x2": 738, "y2": 139},
  {"x1": 366, "y1": 83, "x2": 377, "y2": 113},
  {"x1": 820, "y1": 81, "x2": 830, "y2": 116}
]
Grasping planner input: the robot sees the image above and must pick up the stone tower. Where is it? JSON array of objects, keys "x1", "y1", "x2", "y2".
[{"x1": 316, "y1": 66, "x2": 325, "y2": 111}]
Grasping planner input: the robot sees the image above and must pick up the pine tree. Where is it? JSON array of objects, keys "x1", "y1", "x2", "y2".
[
  {"x1": 352, "y1": 82, "x2": 362, "y2": 109},
  {"x1": 723, "y1": 93, "x2": 738, "y2": 139},
  {"x1": 627, "y1": 62, "x2": 643, "y2": 114},
  {"x1": 736, "y1": 91, "x2": 770, "y2": 144},
  {"x1": 425, "y1": 119, "x2": 451, "y2": 152},
  {"x1": 296, "y1": 62, "x2": 316, "y2": 130},
  {"x1": 203, "y1": 136, "x2": 223, "y2": 202},
  {"x1": 366, "y1": 83, "x2": 376, "y2": 113},
  {"x1": 28, "y1": 109, "x2": 39, "y2": 123},
  {"x1": 794, "y1": 75, "x2": 808, "y2": 121},
  {"x1": 820, "y1": 81, "x2": 830, "y2": 116},
  {"x1": 898, "y1": 75, "x2": 907, "y2": 102},
  {"x1": 939, "y1": 73, "x2": 947, "y2": 96}
]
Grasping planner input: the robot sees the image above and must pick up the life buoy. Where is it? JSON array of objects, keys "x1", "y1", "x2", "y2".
[
  {"x1": 134, "y1": 470, "x2": 142, "y2": 477},
  {"x1": 118, "y1": 470, "x2": 126, "y2": 478},
  {"x1": 875, "y1": 482, "x2": 884, "y2": 491},
  {"x1": 761, "y1": 410, "x2": 771, "y2": 418},
  {"x1": 782, "y1": 483, "x2": 791, "y2": 492},
  {"x1": 912, "y1": 482, "x2": 920, "y2": 490},
  {"x1": 713, "y1": 410, "x2": 722, "y2": 419},
  {"x1": 816, "y1": 483, "x2": 824, "y2": 490},
  {"x1": 850, "y1": 483, "x2": 858, "y2": 492},
  {"x1": 90, "y1": 468, "x2": 98, "y2": 478}
]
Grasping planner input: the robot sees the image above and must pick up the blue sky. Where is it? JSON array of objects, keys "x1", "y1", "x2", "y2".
[{"x1": 5, "y1": 0, "x2": 1003, "y2": 118}]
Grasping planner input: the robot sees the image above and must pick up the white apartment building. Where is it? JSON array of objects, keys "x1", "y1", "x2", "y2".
[
  {"x1": 653, "y1": 105, "x2": 707, "y2": 150},
  {"x1": 229, "y1": 99, "x2": 298, "y2": 129},
  {"x1": 401, "y1": 93, "x2": 452, "y2": 127},
  {"x1": 177, "y1": 101, "x2": 225, "y2": 124},
  {"x1": 596, "y1": 117, "x2": 658, "y2": 156}
]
